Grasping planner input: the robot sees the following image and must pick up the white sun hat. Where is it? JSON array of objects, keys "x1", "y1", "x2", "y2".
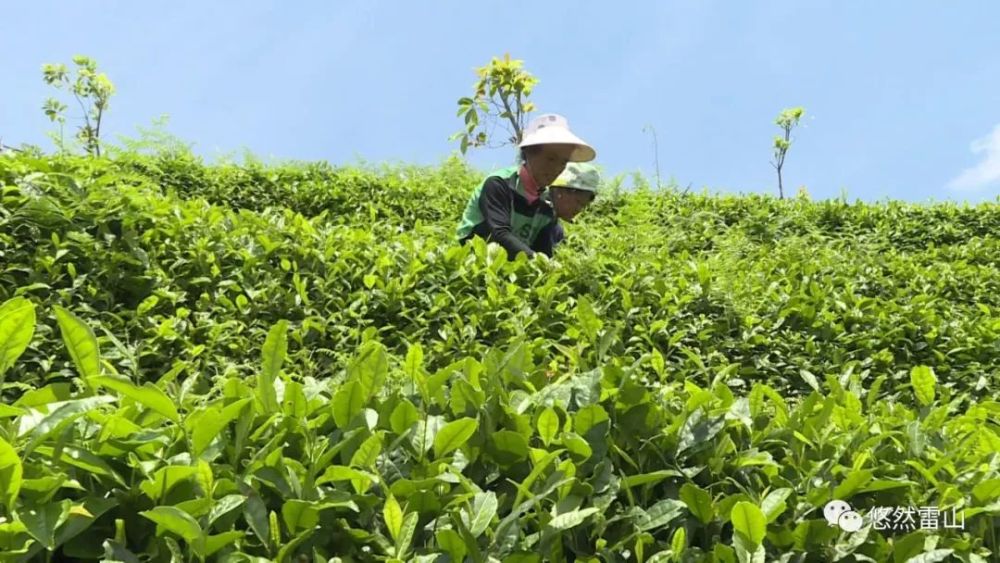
[{"x1": 518, "y1": 113, "x2": 596, "y2": 162}]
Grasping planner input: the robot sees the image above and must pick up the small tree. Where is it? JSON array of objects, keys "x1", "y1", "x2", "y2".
[
  {"x1": 42, "y1": 55, "x2": 115, "y2": 157},
  {"x1": 770, "y1": 106, "x2": 804, "y2": 199},
  {"x1": 451, "y1": 54, "x2": 538, "y2": 156}
]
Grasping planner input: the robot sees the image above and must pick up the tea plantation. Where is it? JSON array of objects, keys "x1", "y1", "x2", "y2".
[{"x1": 1, "y1": 151, "x2": 999, "y2": 562}]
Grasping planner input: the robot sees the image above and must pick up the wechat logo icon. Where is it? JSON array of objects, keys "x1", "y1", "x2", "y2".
[{"x1": 824, "y1": 500, "x2": 864, "y2": 532}]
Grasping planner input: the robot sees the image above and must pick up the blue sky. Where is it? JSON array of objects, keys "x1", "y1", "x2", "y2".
[{"x1": 3, "y1": 1, "x2": 1000, "y2": 203}]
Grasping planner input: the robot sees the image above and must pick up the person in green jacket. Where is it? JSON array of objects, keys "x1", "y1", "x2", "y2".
[{"x1": 456, "y1": 113, "x2": 597, "y2": 259}]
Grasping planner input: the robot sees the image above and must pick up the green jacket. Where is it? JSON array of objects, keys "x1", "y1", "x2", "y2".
[{"x1": 456, "y1": 165, "x2": 562, "y2": 259}]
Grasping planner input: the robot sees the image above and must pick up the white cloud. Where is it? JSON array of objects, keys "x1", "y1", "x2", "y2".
[{"x1": 947, "y1": 123, "x2": 1000, "y2": 191}]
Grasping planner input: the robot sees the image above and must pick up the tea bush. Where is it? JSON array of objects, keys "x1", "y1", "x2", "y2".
[{"x1": 0, "y1": 152, "x2": 998, "y2": 561}]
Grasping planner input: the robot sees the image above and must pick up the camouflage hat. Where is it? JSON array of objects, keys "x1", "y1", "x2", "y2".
[{"x1": 549, "y1": 163, "x2": 601, "y2": 195}]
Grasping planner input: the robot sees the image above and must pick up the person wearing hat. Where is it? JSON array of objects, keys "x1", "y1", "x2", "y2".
[
  {"x1": 455, "y1": 113, "x2": 596, "y2": 260},
  {"x1": 539, "y1": 162, "x2": 601, "y2": 250},
  {"x1": 547, "y1": 163, "x2": 601, "y2": 224}
]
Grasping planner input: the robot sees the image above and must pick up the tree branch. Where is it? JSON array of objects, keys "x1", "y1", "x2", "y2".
[
  {"x1": 94, "y1": 106, "x2": 103, "y2": 157},
  {"x1": 497, "y1": 89, "x2": 521, "y2": 142},
  {"x1": 73, "y1": 92, "x2": 92, "y2": 132}
]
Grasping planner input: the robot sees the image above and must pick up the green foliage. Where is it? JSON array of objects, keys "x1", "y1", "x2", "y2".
[
  {"x1": 108, "y1": 114, "x2": 195, "y2": 158},
  {"x1": 771, "y1": 106, "x2": 805, "y2": 200},
  {"x1": 451, "y1": 53, "x2": 539, "y2": 155},
  {"x1": 41, "y1": 55, "x2": 116, "y2": 157},
  {"x1": 0, "y1": 151, "x2": 998, "y2": 560}
]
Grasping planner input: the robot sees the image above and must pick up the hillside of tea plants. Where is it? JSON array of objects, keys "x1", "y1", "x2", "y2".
[{"x1": 1, "y1": 150, "x2": 999, "y2": 562}]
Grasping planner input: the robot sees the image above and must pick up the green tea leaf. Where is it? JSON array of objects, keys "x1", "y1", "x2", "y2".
[
  {"x1": 866, "y1": 375, "x2": 887, "y2": 410},
  {"x1": 833, "y1": 469, "x2": 873, "y2": 499},
  {"x1": 139, "y1": 466, "x2": 199, "y2": 503},
  {"x1": 574, "y1": 404, "x2": 609, "y2": 435},
  {"x1": 165, "y1": 536, "x2": 185, "y2": 560},
  {"x1": 384, "y1": 493, "x2": 403, "y2": 542},
  {"x1": 973, "y1": 479, "x2": 1000, "y2": 504},
  {"x1": 680, "y1": 483, "x2": 715, "y2": 524},
  {"x1": 258, "y1": 320, "x2": 288, "y2": 414},
  {"x1": 677, "y1": 409, "x2": 726, "y2": 454},
  {"x1": 714, "y1": 544, "x2": 737, "y2": 563},
  {"x1": 548, "y1": 507, "x2": 598, "y2": 531},
  {"x1": 434, "y1": 417, "x2": 478, "y2": 458},
  {"x1": 350, "y1": 341, "x2": 388, "y2": 401},
  {"x1": 199, "y1": 531, "x2": 245, "y2": 557},
  {"x1": 671, "y1": 527, "x2": 687, "y2": 559},
  {"x1": 281, "y1": 379, "x2": 307, "y2": 419},
  {"x1": 513, "y1": 449, "x2": 564, "y2": 507},
  {"x1": 650, "y1": 349, "x2": 665, "y2": 377},
  {"x1": 396, "y1": 512, "x2": 418, "y2": 558},
  {"x1": 907, "y1": 550, "x2": 955, "y2": 563},
  {"x1": 316, "y1": 497, "x2": 361, "y2": 513},
  {"x1": 890, "y1": 532, "x2": 926, "y2": 562},
  {"x1": 209, "y1": 495, "x2": 246, "y2": 527},
  {"x1": 0, "y1": 405, "x2": 24, "y2": 419},
  {"x1": 333, "y1": 380, "x2": 366, "y2": 429},
  {"x1": 537, "y1": 407, "x2": 559, "y2": 446},
  {"x1": 0, "y1": 437, "x2": 22, "y2": 511},
  {"x1": 140, "y1": 505, "x2": 202, "y2": 542},
  {"x1": 54, "y1": 305, "x2": 101, "y2": 380},
  {"x1": 195, "y1": 460, "x2": 213, "y2": 499},
  {"x1": 496, "y1": 476, "x2": 575, "y2": 553},
  {"x1": 468, "y1": 491, "x2": 498, "y2": 538},
  {"x1": 190, "y1": 398, "x2": 252, "y2": 457},
  {"x1": 20, "y1": 396, "x2": 116, "y2": 455},
  {"x1": 637, "y1": 499, "x2": 686, "y2": 531},
  {"x1": 19, "y1": 497, "x2": 117, "y2": 560},
  {"x1": 364, "y1": 408, "x2": 379, "y2": 431},
  {"x1": 282, "y1": 500, "x2": 319, "y2": 532},
  {"x1": 92, "y1": 376, "x2": 179, "y2": 423},
  {"x1": 243, "y1": 493, "x2": 269, "y2": 545},
  {"x1": 910, "y1": 365, "x2": 937, "y2": 406},
  {"x1": 167, "y1": 496, "x2": 205, "y2": 521},
  {"x1": 623, "y1": 470, "x2": 683, "y2": 490},
  {"x1": 14, "y1": 383, "x2": 74, "y2": 408},
  {"x1": 350, "y1": 433, "x2": 383, "y2": 469},
  {"x1": 799, "y1": 369, "x2": 820, "y2": 393},
  {"x1": 404, "y1": 343, "x2": 424, "y2": 379},
  {"x1": 19, "y1": 499, "x2": 71, "y2": 550},
  {"x1": 102, "y1": 541, "x2": 140, "y2": 563},
  {"x1": 0, "y1": 297, "x2": 36, "y2": 377},
  {"x1": 575, "y1": 297, "x2": 603, "y2": 341},
  {"x1": 390, "y1": 400, "x2": 420, "y2": 435},
  {"x1": 275, "y1": 527, "x2": 317, "y2": 563},
  {"x1": 730, "y1": 502, "x2": 766, "y2": 548},
  {"x1": 436, "y1": 528, "x2": 467, "y2": 562},
  {"x1": 733, "y1": 532, "x2": 766, "y2": 563},
  {"x1": 857, "y1": 479, "x2": 916, "y2": 493},
  {"x1": 490, "y1": 430, "x2": 529, "y2": 464},
  {"x1": 316, "y1": 465, "x2": 376, "y2": 487},
  {"x1": 561, "y1": 432, "x2": 593, "y2": 461},
  {"x1": 34, "y1": 445, "x2": 124, "y2": 485},
  {"x1": 645, "y1": 551, "x2": 672, "y2": 563},
  {"x1": 832, "y1": 521, "x2": 871, "y2": 560},
  {"x1": 760, "y1": 488, "x2": 792, "y2": 523}
]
